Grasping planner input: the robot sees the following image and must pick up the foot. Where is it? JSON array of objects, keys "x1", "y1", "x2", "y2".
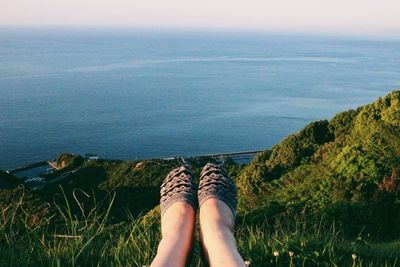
[
  {"x1": 198, "y1": 163, "x2": 237, "y2": 218},
  {"x1": 151, "y1": 166, "x2": 197, "y2": 267},
  {"x1": 198, "y1": 164, "x2": 244, "y2": 267},
  {"x1": 160, "y1": 166, "x2": 197, "y2": 217}
]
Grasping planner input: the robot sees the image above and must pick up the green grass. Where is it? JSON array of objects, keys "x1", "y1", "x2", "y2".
[{"x1": 1, "y1": 190, "x2": 399, "y2": 267}]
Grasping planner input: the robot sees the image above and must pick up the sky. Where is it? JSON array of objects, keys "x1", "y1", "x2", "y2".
[{"x1": 1, "y1": 0, "x2": 400, "y2": 37}]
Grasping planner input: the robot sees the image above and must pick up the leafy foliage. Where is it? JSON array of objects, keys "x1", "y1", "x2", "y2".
[
  {"x1": 237, "y1": 90, "x2": 400, "y2": 239},
  {"x1": 57, "y1": 153, "x2": 84, "y2": 169},
  {"x1": 0, "y1": 170, "x2": 21, "y2": 189}
]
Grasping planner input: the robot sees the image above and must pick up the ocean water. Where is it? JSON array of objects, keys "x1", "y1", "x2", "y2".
[{"x1": 1, "y1": 28, "x2": 400, "y2": 169}]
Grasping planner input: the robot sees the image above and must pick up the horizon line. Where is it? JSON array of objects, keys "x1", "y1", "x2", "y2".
[{"x1": 1, "y1": 24, "x2": 400, "y2": 41}]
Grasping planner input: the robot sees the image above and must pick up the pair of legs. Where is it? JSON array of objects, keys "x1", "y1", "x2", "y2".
[{"x1": 150, "y1": 165, "x2": 245, "y2": 267}]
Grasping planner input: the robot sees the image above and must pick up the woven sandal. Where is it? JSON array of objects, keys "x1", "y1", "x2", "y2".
[
  {"x1": 160, "y1": 166, "x2": 197, "y2": 217},
  {"x1": 198, "y1": 163, "x2": 237, "y2": 217}
]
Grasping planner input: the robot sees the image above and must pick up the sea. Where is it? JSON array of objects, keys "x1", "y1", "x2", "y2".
[{"x1": 1, "y1": 27, "x2": 400, "y2": 170}]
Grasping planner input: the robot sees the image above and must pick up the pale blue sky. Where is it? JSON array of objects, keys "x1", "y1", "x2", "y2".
[{"x1": 1, "y1": 0, "x2": 400, "y2": 37}]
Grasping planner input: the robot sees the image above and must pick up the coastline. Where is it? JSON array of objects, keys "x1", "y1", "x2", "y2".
[{"x1": 6, "y1": 149, "x2": 263, "y2": 175}]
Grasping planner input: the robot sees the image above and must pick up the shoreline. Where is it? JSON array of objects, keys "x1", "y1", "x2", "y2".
[{"x1": 5, "y1": 149, "x2": 264, "y2": 175}]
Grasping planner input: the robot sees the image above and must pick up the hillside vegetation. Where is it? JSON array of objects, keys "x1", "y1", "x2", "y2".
[
  {"x1": 0, "y1": 90, "x2": 399, "y2": 266},
  {"x1": 237, "y1": 90, "x2": 400, "y2": 240},
  {"x1": 0, "y1": 170, "x2": 20, "y2": 188}
]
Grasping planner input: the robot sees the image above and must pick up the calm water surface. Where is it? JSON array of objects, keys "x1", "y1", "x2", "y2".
[{"x1": 1, "y1": 28, "x2": 400, "y2": 169}]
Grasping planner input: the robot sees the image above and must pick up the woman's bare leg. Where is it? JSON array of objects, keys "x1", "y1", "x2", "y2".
[
  {"x1": 151, "y1": 166, "x2": 197, "y2": 267},
  {"x1": 199, "y1": 198, "x2": 245, "y2": 267},
  {"x1": 150, "y1": 202, "x2": 195, "y2": 267}
]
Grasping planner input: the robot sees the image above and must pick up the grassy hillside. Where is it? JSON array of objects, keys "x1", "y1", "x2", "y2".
[
  {"x1": 236, "y1": 90, "x2": 400, "y2": 240},
  {"x1": 0, "y1": 90, "x2": 399, "y2": 266}
]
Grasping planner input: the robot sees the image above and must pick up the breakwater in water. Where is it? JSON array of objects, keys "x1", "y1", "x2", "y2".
[{"x1": 8, "y1": 161, "x2": 50, "y2": 174}]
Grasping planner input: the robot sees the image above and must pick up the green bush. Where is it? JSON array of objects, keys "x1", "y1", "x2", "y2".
[{"x1": 57, "y1": 153, "x2": 84, "y2": 169}]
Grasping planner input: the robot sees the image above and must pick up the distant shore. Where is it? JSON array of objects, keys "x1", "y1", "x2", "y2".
[{"x1": 6, "y1": 149, "x2": 264, "y2": 176}]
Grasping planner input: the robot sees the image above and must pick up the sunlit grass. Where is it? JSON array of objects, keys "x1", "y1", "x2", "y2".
[{"x1": 1, "y1": 188, "x2": 399, "y2": 267}]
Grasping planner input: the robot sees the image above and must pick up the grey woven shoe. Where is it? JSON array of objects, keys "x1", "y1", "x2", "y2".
[
  {"x1": 160, "y1": 166, "x2": 197, "y2": 217},
  {"x1": 198, "y1": 163, "x2": 237, "y2": 217}
]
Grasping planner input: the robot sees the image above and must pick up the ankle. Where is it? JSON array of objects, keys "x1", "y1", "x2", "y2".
[
  {"x1": 201, "y1": 223, "x2": 234, "y2": 243},
  {"x1": 199, "y1": 199, "x2": 235, "y2": 230},
  {"x1": 161, "y1": 202, "x2": 195, "y2": 237},
  {"x1": 200, "y1": 226, "x2": 243, "y2": 267}
]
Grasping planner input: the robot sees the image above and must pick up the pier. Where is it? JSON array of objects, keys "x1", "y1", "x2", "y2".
[
  {"x1": 191, "y1": 150, "x2": 264, "y2": 164},
  {"x1": 159, "y1": 150, "x2": 265, "y2": 164},
  {"x1": 7, "y1": 161, "x2": 49, "y2": 174}
]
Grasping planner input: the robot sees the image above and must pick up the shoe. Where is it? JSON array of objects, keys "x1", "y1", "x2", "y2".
[
  {"x1": 198, "y1": 163, "x2": 237, "y2": 217},
  {"x1": 160, "y1": 166, "x2": 197, "y2": 217}
]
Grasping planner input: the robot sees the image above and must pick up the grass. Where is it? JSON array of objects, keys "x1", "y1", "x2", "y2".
[{"x1": 1, "y1": 189, "x2": 399, "y2": 267}]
